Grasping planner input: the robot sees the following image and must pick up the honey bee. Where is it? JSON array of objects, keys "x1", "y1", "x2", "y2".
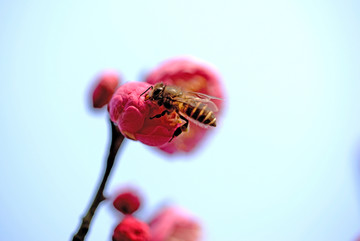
[{"x1": 140, "y1": 82, "x2": 221, "y2": 141}]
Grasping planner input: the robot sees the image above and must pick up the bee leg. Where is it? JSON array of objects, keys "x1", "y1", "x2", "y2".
[
  {"x1": 179, "y1": 115, "x2": 189, "y2": 131},
  {"x1": 150, "y1": 110, "x2": 171, "y2": 119},
  {"x1": 169, "y1": 115, "x2": 189, "y2": 142}
]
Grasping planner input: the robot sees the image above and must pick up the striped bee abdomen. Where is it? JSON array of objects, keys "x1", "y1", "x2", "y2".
[{"x1": 178, "y1": 101, "x2": 216, "y2": 127}]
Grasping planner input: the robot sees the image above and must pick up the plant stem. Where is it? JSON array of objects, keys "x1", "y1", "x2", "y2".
[{"x1": 72, "y1": 119, "x2": 125, "y2": 241}]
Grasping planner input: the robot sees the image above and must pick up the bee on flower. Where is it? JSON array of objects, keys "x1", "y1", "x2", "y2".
[
  {"x1": 140, "y1": 82, "x2": 221, "y2": 142},
  {"x1": 108, "y1": 57, "x2": 225, "y2": 154}
]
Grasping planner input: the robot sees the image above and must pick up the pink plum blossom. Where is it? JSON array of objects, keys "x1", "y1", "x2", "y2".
[
  {"x1": 148, "y1": 206, "x2": 202, "y2": 241},
  {"x1": 112, "y1": 215, "x2": 151, "y2": 241},
  {"x1": 92, "y1": 71, "x2": 120, "y2": 108},
  {"x1": 108, "y1": 82, "x2": 181, "y2": 146},
  {"x1": 145, "y1": 57, "x2": 225, "y2": 154}
]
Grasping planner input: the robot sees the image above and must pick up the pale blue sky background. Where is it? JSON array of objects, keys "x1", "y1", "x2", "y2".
[{"x1": 1, "y1": 0, "x2": 360, "y2": 241}]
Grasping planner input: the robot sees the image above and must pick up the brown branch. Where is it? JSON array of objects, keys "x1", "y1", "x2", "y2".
[{"x1": 72, "y1": 119, "x2": 125, "y2": 241}]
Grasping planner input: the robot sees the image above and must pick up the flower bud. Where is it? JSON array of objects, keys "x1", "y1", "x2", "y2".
[
  {"x1": 113, "y1": 190, "x2": 141, "y2": 215},
  {"x1": 92, "y1": 71, "x2": 120, "y2": 108}
]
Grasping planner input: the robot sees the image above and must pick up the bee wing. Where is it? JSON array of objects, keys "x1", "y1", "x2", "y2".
[
  {"x1": 173, "y1": 94, "x2": 219, "y2": 113},
  {"x1": 186, "y1": 91, "x2": 223, "y2": 101}
]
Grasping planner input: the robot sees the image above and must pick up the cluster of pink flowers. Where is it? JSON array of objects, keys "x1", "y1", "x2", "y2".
[
  {"x1": 111, "y1": 189, "x2": 202, "y2": 241},
  {"x1": 91, "y1": 57, "x2": 225, "y2": 154},
  {"x1": 85, "y1": 57, "x2": 222, "y2": 241}
]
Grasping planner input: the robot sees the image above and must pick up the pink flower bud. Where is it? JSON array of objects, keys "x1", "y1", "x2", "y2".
[
  {"x1": 113, "y1": 190, "x2": 141, "y2": 215},
  {"x1": 108, "y1": 82, "x2": 180, "y2": 146},
  {"x1": 145, "y1": 57, "x2": 225, "y2": 154},
  {"x1": 113, "y1": 215, "x2": 151, "y2": 241},
  {"x1": 149, "y1": 207, "x2": 202, "y2": 241},
  {"x1": 92, "y1": 71, "x2": 120, "y2": 108}
]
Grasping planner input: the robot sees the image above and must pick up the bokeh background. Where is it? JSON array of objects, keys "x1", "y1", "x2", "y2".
[{"x1": 1, "y1": 0, "x2": 360, "y2": 240}]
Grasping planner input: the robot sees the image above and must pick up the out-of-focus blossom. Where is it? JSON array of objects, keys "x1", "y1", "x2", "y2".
[
  {"x1": 108, "y1": 82, "x2": 181, "y2": 146},
  {"x1": 113, "y1": 190, "x2": 141, "y2": 215},
  {"x1": 92, "y1": 71, "x2": 120, "y2": 108},
  {"x1": 149, "y1": 207, "x2": 202, "y2": 241},
  {"x1": 112, "y1": 215, "x2": 151, "y2": 241},
  {"x1": 145, "y1": 57, "x2": 225, "y2": 154}
]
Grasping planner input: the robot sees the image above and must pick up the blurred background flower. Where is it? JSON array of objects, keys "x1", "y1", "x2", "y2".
[{"x1": 149, "y1": 206, "x2": 202, "y2": 241}]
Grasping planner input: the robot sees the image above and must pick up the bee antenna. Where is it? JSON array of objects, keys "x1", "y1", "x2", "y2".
[{"x1": 140, "y1": 86, "x2": 153, "y2": 97}]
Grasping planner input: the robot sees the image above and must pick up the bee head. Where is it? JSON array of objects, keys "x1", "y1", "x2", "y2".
[{"x1": 146, "y1": 83, "x2": 164, "y2": 100}]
